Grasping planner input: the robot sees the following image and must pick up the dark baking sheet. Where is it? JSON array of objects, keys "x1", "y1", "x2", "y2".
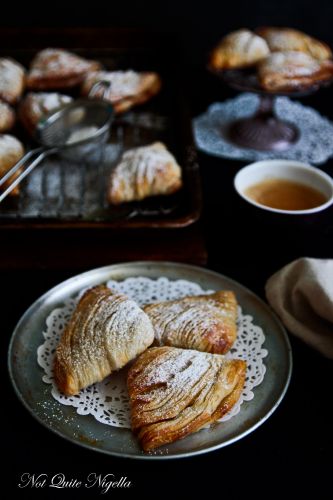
[{"x1": 0, "y1": 45, "x2": 202, "y2": 229}]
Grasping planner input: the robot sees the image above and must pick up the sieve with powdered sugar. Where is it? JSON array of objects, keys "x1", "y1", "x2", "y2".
[{"x1": 0, "y1": 97, "x2": 113, "y2": 203}]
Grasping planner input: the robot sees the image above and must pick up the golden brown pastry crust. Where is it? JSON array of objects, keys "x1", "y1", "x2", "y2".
[
  {"x1": 258, "y1": 51, "x2": 333, "y2": 91},
  {"x1": 128, "y1": 346, "x2": 246, "y2": 451},
  {"x1": 0, "y1": 58, "x2": 25, "y2": 104},
  {"x1": 144, "y1": 291, "x2": 238, "y2": 354},
  {"x1": 81, "y1": 70, "x2": 161, "y2": 113},
  {"x1": 0, "y1": 134, "x2": 24, "y2": 196},
  {"x1": 0, "y1": 101, "x2": 15, "y2": 133},
  {"x1": 256, "y1": 27, "x2": 332, "y2": 61},
  {"x1": 209, "y1": 29, "x2": 270, "y2": 70},
  {"x1": 54, "y1": 285, "x2": 155, "y2": 396},
  {"x1": 26, "y1": 48, "x2": 102, "y2": 90},
  {"x1": 108, "y1": 142, "x2": 182, "y2": 205},
  {"x1": 19, "y1": 92, "x2": 73, "y2": 135}
]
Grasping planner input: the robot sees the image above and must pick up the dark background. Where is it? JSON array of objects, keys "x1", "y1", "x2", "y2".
[
  {"x1": 2, "y1": 0, "x2": 333, "y2": 65},
  {"x1": 2, "y1": 2, "x2": 333, "y2": 499}
]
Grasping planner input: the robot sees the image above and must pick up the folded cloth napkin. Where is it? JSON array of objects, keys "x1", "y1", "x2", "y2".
[{"x1": 265, "y1": 258, "x2": 333, "y2": 359}]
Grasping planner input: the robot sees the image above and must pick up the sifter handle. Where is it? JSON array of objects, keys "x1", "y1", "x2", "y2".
[{"x1": 0, "y1": 146, "x2": 58, "y2": 203}]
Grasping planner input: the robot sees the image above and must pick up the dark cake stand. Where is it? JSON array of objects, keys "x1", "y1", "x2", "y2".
[{"x1": 217, "y1": 68, "x2": 330, "y2": 152}]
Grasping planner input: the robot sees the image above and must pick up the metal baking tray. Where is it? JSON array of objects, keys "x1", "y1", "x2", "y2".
[{"x1": 0, "y1": 47, "x2": 202, "y2": 229}]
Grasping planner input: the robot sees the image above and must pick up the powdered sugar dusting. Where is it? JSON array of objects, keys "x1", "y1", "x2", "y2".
[
  {"x1": 29, "y1": 48, "x2": 99, "y2": 77},
  {"x1": 265, "y1": 31, "x2": 305, "y2": 52},
  {"x1": 142, "y1": 348, "x2": 211, "y2": 388},
  {"x1": 0, "y1": 58, "x2": 25, "y2": 90},
  {"x1": 83, "y1": 70, "x2": 142, "y2": 101},
  {"x1": 66, "y1": 126, "x2": 99, "y2": 145},
  {"x1": 131, "y1": 347, "x2": 239, "y2": 429},
  {"x1": 57, "y1": 287, "x2": 154, "y2": 378},
  {"x1": 144, "y1": 294, "x2": 236, "y2": 350},
  {"x1": 109, "y1": 142, "x2": 181, "y2": 203},
  {"x1": 260, "y1": 51, "x2": 320, "y2": 77},
  {"x1": 30, "y1": 92, "x2": 72, "y2": 115},
  {"x1": 37, "y1": 277, "x2": 268, "y2": 428},
  {"x1": 216, "y1": 29, "x2": 269, "y2": 62},
  {"x1": 0, "y1": 134, "x2": 24, "y2": 160},
  {"x1": 235, "y1": 30, "x2": 269, "y2": 56}
]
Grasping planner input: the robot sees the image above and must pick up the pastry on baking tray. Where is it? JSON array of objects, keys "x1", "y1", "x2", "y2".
[
  {"x1": 0, "y1": 101, "x2": 15, "y2": 133},
  {"x1": 81, "y1": 70, "x2": 161, "y2": 113},
  {"x1": 0, "y1": 134, "x2": 24, "y2": 196},
  {"x1": 258, "y1": 51, "x2": 333, "y2": 91},
  {"x1": 0, "y1": 58, "x2": 25, "y2": 104},
  {"x1": 54, "y1": 285, "x2": 154, "y2": 396},
  {"x1": 128, "y1": 346, "x2": 246, "y2": 451},
  {"x1": 256, "y1": 27, "x2": 332, "y2": 61},
  {"x1": 209, "y1": 29, "x2": 270, "y2": 70},
  {"x1": 144, "y1": 291, "x2": 238, "y2": 354},
  {"x1": 26, "y1": 48, "x2": 102, "y2": 90},
  {"x1": 108, "y1": 142, "x2": 182, "y2": 205},
  {"x1": 19, "y1": 92, "x2": 73, "y2": 135}
]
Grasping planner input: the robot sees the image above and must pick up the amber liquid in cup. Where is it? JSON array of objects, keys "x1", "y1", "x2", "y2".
[{"x1": 244, "y1": 178, "x2": 327, "y2": 211}]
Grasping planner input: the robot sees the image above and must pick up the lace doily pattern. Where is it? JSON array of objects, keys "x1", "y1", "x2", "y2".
[
  {"x1": 193, "y1": 92, "x2": 333, "y2": 164},
  {"x1": 37, "y1": 277, "x2": 268, "y2": 428}
]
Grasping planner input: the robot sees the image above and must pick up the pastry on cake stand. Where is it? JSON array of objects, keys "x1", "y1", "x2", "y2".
[{"x1": 215, "y1": 68, "x2": 333, "y2": 152}]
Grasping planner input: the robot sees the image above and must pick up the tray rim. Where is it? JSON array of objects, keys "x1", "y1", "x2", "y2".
[{"x1": 8, "y1": 261, "x2": 292, "y2": 459}]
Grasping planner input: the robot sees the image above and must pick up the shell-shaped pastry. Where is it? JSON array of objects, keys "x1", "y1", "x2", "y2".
[
  {"x1": 256, "y1": 27, "x2": 332, "y2": 61},
  {"x1": 81, "y1": 70, "x2": 161, "y2": 113},
  {"x1": 108, "y1": 142, "x2": 182, "y2": 204},
  {"x1": 54, "y1": 285, "x2": 155, "y2": 396},
  {"x1": 19, "y1": 92, "x2": 73, "y2": 135},
  {"x1": 258, "y1": 50, "x2": 333, "y2": 91},
  {"x1": 144, "y1": 291, "x2": 238, "y2": 354},
  {"x1": 0, "y1": 134, "x2": 24, "y2": 196},
  {"x1": 128, "y1": 346, "x2": 246, "y2": 450},
  {"x1": 26, "y1": 48, "x2": 102, "y2": 90},
  {"x1": 0, "y1": 101, "x2": 15, "y2": 133},
  {"x1": 0, "y1": 58, "x2": 25, "y2": 104},
  {"x1": 210, "y1": 29, "x2": 270, "y2": 70}
]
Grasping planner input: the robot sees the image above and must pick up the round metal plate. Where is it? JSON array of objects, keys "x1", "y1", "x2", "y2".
[{"x1": 8, "y1": 261, "x2": 292, "y2": 459}]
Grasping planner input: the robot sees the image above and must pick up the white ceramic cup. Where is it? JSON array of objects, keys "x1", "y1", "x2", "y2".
[{"x1": 234, "y1": 160, "x2": 333, "y2": 215}]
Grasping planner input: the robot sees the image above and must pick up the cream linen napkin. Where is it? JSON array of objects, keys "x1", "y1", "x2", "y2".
[{"x1": 265, "y1": 258, "x2": 333, "y2": 358}]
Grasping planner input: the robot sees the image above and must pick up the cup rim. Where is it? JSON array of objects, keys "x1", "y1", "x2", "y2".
[{"x1": 234, "y1": 160, "x2": 333, "y2": 215}]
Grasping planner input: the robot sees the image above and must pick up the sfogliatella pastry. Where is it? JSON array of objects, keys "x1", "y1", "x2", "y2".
[
  {"x1": 209, "y1": 29, "x2": 270, "y2": 70},
  {"x1": 258, "y1": 50, "x2": 333, "y2": 91},
  {"x1": 144, "y1": 291, "x2": 238, "y2": 354},
  {"x1": 26, "y1": 48, "x2": 102, "y2": 90},
  {"x1": 108, "y1": 142, "x2": 182, "y2": 205},
  {"x1": 128, "y1": 346, "x2": 246, "y2": 451},
  {"x1": 0, "y1": 58, "x2": 25, "y2": 104},
  {"x1": 54, "y1": 285, "x2": 155, "y2": 396},
  {"x1": 19, "y1": 92, "x2": 73, "y2": 135},
  {"x1": 0, "y1": 134, "x2": 24, "y2": 196},
  {"x1": 256, "y1": 27, "x2": 332, "y2": 61},
  {"x1": 81, "y1": 70, "x2": 161, "y2": 113},
  {"x1": 0, "y1": 101, "x2": 15, "y2": 133}
]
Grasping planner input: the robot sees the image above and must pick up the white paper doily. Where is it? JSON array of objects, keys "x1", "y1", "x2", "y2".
[
  {"x1": 37, "y1": 277, "x2": 268, "y2": 429},
  {"x1": 193, "y1": 92, "x2": 333, "y2": 164}
]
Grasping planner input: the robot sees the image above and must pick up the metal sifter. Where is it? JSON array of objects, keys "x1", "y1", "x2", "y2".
[{"x1": 0, "y1": 98, "x2": 113, "y2": 203}]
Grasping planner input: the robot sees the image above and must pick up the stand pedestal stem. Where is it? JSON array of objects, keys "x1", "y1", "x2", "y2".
[{"x1": 227, "y1": 94, "x2": 299, "y2": 151}]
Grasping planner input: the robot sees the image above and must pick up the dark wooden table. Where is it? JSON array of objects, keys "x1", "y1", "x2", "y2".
[{"x1": 2, "y1": 28, "x2": 333, "y2": 498}]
